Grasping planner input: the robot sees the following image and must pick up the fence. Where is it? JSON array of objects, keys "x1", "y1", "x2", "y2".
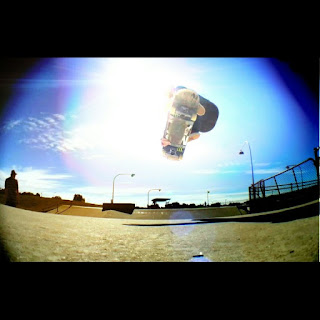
[{"x1": 249, "y1": 158, "x2": 319, "y2": 213}]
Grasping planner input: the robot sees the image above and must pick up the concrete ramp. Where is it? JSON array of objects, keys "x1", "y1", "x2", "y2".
[
  {"x1": 48, "y1": 205, "x2": 111, "y2": 218},
  {"x1": 49, "y1": 205, "x2": 245, "y2": 220},
  {"x1": 132, "y1": 206, "x2": 245, "y2": 220},
  {"x1": 0, "y1": 203, "x2": 318, "y2": 262},
  {"x1": 195, "y1": 199, "x2": 319, "y2": 224},
  {"x1": 48, "y1": 200, "x2": 318, "y2": 223}
]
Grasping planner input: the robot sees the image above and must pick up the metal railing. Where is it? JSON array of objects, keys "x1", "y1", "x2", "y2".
[{"x1": 249, "y1": 158, "x2": 319, "y2": 213}]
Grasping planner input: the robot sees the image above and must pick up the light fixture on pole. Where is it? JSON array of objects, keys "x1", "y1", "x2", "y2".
[
  {"x1": 239, "y1": 141, "x2": 255, "y2": 187},
  {"x1": 111, "y1": 173, "x2": 135, "y2": 203},
  {"x1": 147, "y1": 188, "x2": 161, "y2": 207}
]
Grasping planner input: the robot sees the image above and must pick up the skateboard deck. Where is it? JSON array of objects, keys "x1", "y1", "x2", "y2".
[{"x1": 162, "y1": 88, "x2": 201, "y2": 160}]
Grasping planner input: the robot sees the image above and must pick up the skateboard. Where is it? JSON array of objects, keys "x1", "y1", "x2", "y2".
[{"x1": 162, "y1": 88, "x2": 202, "y2": 160}]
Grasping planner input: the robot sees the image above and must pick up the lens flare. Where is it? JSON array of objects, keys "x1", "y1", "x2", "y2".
[{"x1": 169, "y1": 211, "x2": 195, "y2": 236}]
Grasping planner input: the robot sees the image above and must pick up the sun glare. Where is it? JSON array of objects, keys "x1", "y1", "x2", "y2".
[
  {"x1": 71, "y1": 58, "x2": 186, "y2": 160},
  {"x1": 59, "y1": 58, "x2": 207, "y2": 181}
]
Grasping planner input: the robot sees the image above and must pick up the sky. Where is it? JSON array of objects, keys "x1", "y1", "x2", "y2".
[{"x1": 0, "y1": 57, "x2": 318, "y2": 207}]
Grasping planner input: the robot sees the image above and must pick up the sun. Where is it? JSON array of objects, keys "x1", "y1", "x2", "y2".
[
  {"x1": 62, "y1": 58, "x2": 204, "y2": 168},
  {"x1": 87, "y1": 59, "x2": 178, "y2": 156}
]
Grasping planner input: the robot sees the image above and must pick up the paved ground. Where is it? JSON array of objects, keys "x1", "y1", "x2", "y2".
[{"x1": 0, "y1": 204, "x2": 318, "y2": 262}]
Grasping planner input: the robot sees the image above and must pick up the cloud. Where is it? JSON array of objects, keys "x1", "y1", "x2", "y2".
[
  {"x1": 2, "y1": 112, "x2": 114, "y2": 165},
  {"x1": 191, "y1": 169, "x2": 221, "y2": 175},
  {"x1": 192, "y1": 161, "x2": 285, "y2": 178},
  {"x1": 2, "y1": 119, "x2": 22, "y2": 131},
  {"x1": 2, "y1": 113, "x2": 83, "y2": 153},
  {"x1": 53, "y1": 114, "x2": 65, "y2": 121},
  {"x1": 247, "y1": 167, "x2": 284, "y2": 175},
  {"x1": 66, "y1": 184, "x2": 151, "y2": 205},
  {"x1": 0, "y1": 167, "x2": 72, "y2": 196},
  {"x1": 192, "y1": 169, "x2": 240, "y2": 175},
  {"x1": 254, "y1": 162, "x2": 271, "y2": 167},
  {"x1": 192, "y1": 162, "x2": 243, "y2": 175},
  {"x1": 12, "y1": 113, "x2": 101, "y2": 154}
]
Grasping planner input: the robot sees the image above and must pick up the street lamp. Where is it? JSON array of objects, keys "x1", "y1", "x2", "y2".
[
  {"x1": 147, "y1": 188, "x2": 161, "y2": 207},
  {"x1": 239, "y1": 141, "x2": 255, "y2": 187},
  {"x1": 207, "y1": 191, "x2": 210, "y2": 206},
  {"x1": 111, "y1": 173, "x2": 135, "y2": 203}
]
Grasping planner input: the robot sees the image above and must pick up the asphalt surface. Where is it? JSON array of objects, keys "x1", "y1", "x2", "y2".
[{"x1": 0, "y1": 203, "x2": 318, "y2": 262}]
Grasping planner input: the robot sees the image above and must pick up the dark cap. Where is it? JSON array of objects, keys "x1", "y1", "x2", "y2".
[{"x1": 11, "y1": 170, "x2": 17, "y2": 176}]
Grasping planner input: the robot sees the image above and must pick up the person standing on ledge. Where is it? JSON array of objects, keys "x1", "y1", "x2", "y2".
[{"x1": 5, "y1": 170, "x2": 19, "y2": 207}]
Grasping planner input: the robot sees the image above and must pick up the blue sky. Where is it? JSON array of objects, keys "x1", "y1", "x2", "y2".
[{"x1": 0, "y1": 58, "x2": 318, "y2": 207}]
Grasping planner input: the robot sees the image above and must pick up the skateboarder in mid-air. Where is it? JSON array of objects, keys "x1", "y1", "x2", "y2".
[{"x1": 161, "y1": 86, "x2": 219, "y2": 160}]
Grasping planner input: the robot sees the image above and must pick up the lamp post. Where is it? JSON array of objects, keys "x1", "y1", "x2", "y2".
[
  {"x1": 207, "y1": 191, "x2": 210, "y2": 206},
  {"x1": 111, "y1": 173, "x2": 135, "y2": 203},
  {"x1": 147, "y1": 188, "x2": 161, "y2": 207},
  {"x1": 239, "y1": 141, "x2": 255, "y2": 187},
  {"x1": 239, "y1": 141, "x2": 255, "y2": 201}
]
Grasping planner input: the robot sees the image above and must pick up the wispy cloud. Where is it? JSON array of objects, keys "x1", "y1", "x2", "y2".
[
  {"x1": 192, "y1": 161, "x2": 244, "y2": 175},
  {"x1": 1, "y1": 113, "x2": 89, "y2": 153},
  {"x1": 191, "y1": 168, "x2": 239, "y2": 175},
  {"x1": 247, "y1": 167, "x2": 284, "y2": 175},
  {"x1": 0, "y1": 167, "x2": 72, "y2": 195},
  {"x1": 68, "y1": 184, "x2": 151, "y2": 204},
  {"x1": 191, "y1": 169, "x2": 220, "y2": 175},
  {"x1": 192, "y1": 161, "x2": 285, "y2": 177},
  {"x1": 254, "y1": 162, "x2": 271, "y2": 167},
  {"x1": 2, "y1": 119, "x2": 22, "y2": 131},
  {"x1": 21, "y1": 115, "x2": 66, "y2": 151}
]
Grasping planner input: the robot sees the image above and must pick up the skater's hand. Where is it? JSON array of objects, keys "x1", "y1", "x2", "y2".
[
  {"x1": 198, "y1": 104, "x2": 205, "y2": 116},
  {"x1": 161, "y1": 138, "x2": 171, "y2": 147}
]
